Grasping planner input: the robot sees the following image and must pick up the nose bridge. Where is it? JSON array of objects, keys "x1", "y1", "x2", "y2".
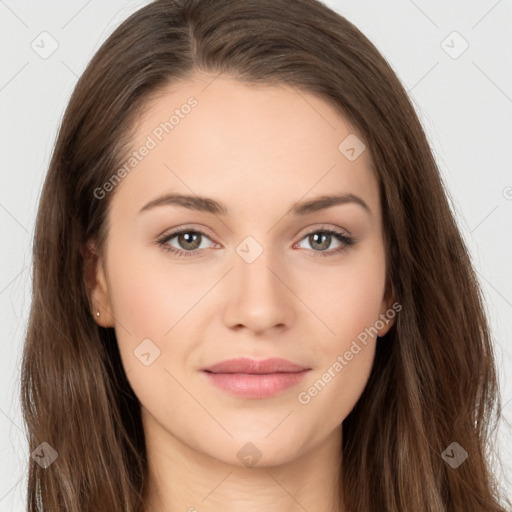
[
  {"x1": 223, "y1": 233, "x2": 294, "y2": 333},
  {"x1": 235, "y1": 234, "x2": 282, "y2": 300}
]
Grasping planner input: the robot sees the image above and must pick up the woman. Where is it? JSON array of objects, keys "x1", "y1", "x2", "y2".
[{"x1": 21, "y1": 0, "x2": 510, "y2": 510}]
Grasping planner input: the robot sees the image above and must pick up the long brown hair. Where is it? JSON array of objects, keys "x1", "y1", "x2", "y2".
[{"x1": 21, "y1": 0, "x2": 510, "y2": 510}]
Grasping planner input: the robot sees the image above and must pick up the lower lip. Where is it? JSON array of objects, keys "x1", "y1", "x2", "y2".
[{"x1": 202, "y1": 370, "x2": 310, "y2": 399}]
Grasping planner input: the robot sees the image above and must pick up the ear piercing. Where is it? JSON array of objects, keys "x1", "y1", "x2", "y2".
[{"x1": 96, "y1": 311, "x2": 100, "y2": 317}]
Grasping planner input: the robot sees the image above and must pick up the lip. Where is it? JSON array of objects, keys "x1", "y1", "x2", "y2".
[
  {"x1": 201, "y1": 357, "x2": 311, "y2": 399},
  {"x1": 201, "y1": 357, "x2": 310, "y2": 374}
]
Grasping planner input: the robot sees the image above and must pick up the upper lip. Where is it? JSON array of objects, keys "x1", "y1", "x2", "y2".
[{"x1": 201, "y1": 357, "x2": 310, "y2": 374}]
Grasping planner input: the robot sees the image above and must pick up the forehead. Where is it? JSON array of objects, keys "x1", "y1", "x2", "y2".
[{"x1": 110, "y1": 74, "x2": 380, "y2": 222}]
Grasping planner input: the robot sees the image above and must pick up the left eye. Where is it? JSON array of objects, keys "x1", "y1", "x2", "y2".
[{"x1": 157, "y1": 227, "x2": 355, "y2": 259}]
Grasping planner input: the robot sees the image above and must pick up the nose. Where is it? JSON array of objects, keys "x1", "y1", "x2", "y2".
[{"x1": 222, "y1": 244, "x2": 296, "y2": 335}]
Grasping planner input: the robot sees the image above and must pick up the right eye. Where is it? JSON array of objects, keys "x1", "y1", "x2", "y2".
[{"x1": 157, "y1": 228, "x2": 215, "y2": 258}]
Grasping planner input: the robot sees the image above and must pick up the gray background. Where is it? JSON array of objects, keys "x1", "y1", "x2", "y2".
[{"x1": 1, "y1": 0, "x2": 511, "y2": 509}]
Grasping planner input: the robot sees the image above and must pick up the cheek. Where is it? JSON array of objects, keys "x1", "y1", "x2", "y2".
[
  {"x1": 308, "y1": 248, "x2": 387, "y2": 351},
  {"x1": 295, "y1": 249, "x2": 385, "y2": 418},
  {"x1": 105, "y1": 246, "x2": 213, "y2": 387},
  {"x1": 297, "y1": 339, "x2": 376, "y2": 433},
  {"x1": 107, "y1": 247, "x2": 187, "y2": 336},
  {"x1": 104, "y1": 248, "x2": 176, "y2": 377},
  {"x1": 297, "y1": 275, "x2": 383, "y2": 426}
]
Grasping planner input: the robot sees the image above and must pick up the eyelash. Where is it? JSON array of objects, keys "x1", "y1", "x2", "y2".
[{"x1": 156, "y1": 226, "x2": 356, "y2": 259}]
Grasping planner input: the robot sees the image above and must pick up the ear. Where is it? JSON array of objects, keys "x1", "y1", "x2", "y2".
[
  {"x1": 83, "y1": 240, "x2": 114, "y2": 328},
  {"x1": 377, "y1": 279, "x2": 397, "y2": 337}
]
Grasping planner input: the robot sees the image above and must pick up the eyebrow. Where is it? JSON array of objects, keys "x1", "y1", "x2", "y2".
[{"x1": 138, "y1": 192, "x2": 371, "y2": 217}]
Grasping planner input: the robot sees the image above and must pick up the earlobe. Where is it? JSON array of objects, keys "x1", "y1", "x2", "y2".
[{"x1": 83, "y1": 241, "x2": 114, "y2": 328}]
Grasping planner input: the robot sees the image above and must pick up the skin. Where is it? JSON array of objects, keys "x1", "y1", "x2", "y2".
[{"x1": 88, "y1": 72, "x2": 395, "y2": 512}]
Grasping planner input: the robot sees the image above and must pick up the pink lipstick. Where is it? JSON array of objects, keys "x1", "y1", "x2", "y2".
[{"x1": 201, "y1": 357, "x2": 311, "y2": 399}]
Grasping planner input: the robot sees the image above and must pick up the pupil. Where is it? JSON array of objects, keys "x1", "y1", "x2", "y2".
[
  {"x1": 180, "y1": 232, "x2": 200, "y2": 249},
  {"x1": 311, "y1": 232, "x2": 329, "y2": 250}
]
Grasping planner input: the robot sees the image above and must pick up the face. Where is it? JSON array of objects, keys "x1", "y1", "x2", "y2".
[{"x1": 89, "y1": 73, "x2": 395, "y2": 468}]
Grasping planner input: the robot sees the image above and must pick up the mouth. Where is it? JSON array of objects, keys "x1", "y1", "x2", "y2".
[{"x1": 200, "y1": 357, "x2": 311, "y2": 399}]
